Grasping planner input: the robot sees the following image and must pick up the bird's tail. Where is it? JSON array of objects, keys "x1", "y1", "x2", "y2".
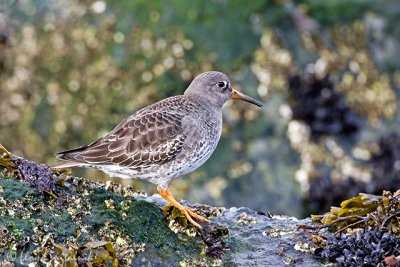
[
  {"x1": 52, "y1": 145, "x2": 88, "y2": 169},
  {"x1": 51, "y1": 160, "x2": 83, "y2": 169}
]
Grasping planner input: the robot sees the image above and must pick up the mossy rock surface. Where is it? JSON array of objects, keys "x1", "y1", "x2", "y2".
[
  {"x1": 0, "y1": 174, "x2": 207, "y2": 266},
  {"x1": 0, "y1": 170, "x2": 321, "y2": 266}
]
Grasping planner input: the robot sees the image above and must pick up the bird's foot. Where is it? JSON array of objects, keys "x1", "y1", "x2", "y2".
[
  {"x1": 158, "y1": 186, "x2": 209, "y2": 228},
  {"x1": 177, "y1": 206, "x2": 208, "y2": 228},
  {"x1": 188, "y1": 208, "x2": 208, "y2": 222}
]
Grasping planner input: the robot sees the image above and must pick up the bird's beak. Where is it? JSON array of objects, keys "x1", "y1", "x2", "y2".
[{"x1": 231, "y1": 88, "x2": 263, "y2": 107}]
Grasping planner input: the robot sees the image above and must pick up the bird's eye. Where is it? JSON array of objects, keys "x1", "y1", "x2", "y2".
[{"x1": 217, "y1": 81, "x2": 228, "y2": 88}]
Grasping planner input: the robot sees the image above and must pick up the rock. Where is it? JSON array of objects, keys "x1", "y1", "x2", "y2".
[
  {"x1": 0, "y1": 156, "x2": 322, "y2": 266},
  {"x1": 0, "y1": 176, "x2": 321, "y2": 266},
  {"x1": 137, "y1": 195, "x2": 321, "y2": 266}
]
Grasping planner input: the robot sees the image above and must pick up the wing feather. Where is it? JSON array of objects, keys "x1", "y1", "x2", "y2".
[{"x1": 57, "y1": 110, "x2": 186, "y2": 168}]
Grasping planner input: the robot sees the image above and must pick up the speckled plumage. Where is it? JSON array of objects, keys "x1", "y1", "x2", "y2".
[
  {"x1": 55, "y1": 72, "x2": 228, "y2": 186},
  {"x1": 56, "y1": 95, "x2": 221, "y2": 187},
  {"x1": 54, "y1": 71, "x2": 262, "y2": 228}
]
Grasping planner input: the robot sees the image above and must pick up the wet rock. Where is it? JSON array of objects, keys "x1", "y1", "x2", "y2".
[{"x1": 139, "y1": 194, "x2": 321, "y2": 266}]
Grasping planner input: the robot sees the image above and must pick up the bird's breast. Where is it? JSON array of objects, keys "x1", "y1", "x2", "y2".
[{"x1": 177, "y1": 112, "x2": 222, "y2": 169}]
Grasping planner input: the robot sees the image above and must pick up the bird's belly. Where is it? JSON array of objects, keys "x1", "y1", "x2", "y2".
[
  {"x1": 166, "y1": 138, "x2": 219, "y2": 182},
  {"x1": 93, "y1": 164, "x2": 160, "y2": 180}
]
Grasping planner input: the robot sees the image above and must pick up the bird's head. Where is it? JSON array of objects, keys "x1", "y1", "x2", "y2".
[{"x1": 184, "y1": 71, "x2": 263, "y2": 108}]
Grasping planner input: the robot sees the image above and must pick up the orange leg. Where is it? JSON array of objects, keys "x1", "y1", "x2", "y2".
[{"x1": 158, "y1": 186, "x2": 209, "y2": 228}]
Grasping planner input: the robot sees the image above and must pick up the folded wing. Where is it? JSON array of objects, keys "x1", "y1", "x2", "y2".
[{"x1": 55, "y1": 111, "x2": 186, "y2": 168}]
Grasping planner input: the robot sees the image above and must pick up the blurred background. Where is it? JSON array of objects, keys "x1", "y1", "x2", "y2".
[{"x1": 1, "y1": 0, "x2": 400, "y2": 218}]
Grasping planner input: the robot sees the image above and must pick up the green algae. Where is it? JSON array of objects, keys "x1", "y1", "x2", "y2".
[
  {"x1": 1, "y1": 216, "x2": 34, "y2": 240},
  {"x1": 88, "y1": 187, "x2": 203, "y2": 264},
  {"x1": 0, "y1": 177, "x2": 36, "y2": 201},
  {"x1": 0, "y1": 178, "x2": 38, "y2": 239},
  {"x1": 41, "y1": 210, "x2": 78, "y2": 242},
  {"x1": 0, "y1": 178, "x2": 78, "y2": 244}
]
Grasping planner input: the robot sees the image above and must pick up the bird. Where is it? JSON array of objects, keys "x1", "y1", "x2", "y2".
[{"x1": 53, "y1": 71, "x2": 263, "y2": 228}]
